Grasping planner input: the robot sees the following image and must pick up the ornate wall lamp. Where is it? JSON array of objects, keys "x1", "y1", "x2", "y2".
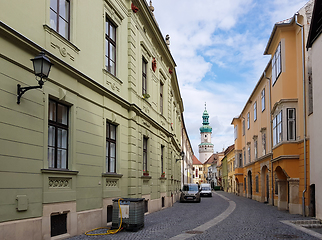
[
  {"x1": 17, "y1": 51, "x2": 53, "y2": 104},
  {"x1": 176, "y1": 151, "x2": 185, "y2": 162}
]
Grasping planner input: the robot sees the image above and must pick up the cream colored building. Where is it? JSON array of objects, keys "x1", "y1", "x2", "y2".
[
  {"x1": 0, "y1": 0, "x2": 184, "y2": 239},
  {"x1": 226, "y1": 145, "x2": 236, "y2": 193},
  {"x1": 307, "y1": 0, "x2": 322, "y2": 220},
  {"x1": 181, "y1": 116, "x2": 194, "y2": 186}
]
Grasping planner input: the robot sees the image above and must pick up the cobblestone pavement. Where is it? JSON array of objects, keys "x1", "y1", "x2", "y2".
[{"x1": 68, "y1": 191, "x2": 322, "y2": 240}]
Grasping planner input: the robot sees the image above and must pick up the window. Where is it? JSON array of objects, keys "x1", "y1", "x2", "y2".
[
  {"x1": 254, "y1": 138, "x2": 258, "y2": 159},
  {"x1": 273, "y1": 111, "x2": 282, "y2": 146},
  {"x1": 272, "y1": 42, "x2": 282, "y2": 85},
  {"x1": 254, "y1": 102, "x2": 257, "y2": 121},
  {"x1": 261, "y1": 88, "x2": 265, "y2": 112},
  {"x1": 242, "y1": 119, "x2": 245, "y2": 136},
  {"x1": 106, "y1": 122, "x2": 117, "y2": 173},
  {"x1": 142, "y1": 58, "x2": 147, "y2": 95},
  {"x1": 238, "y1": 153, "x2": 242, "y2": 168},
  {"x1": 143, "y1": 137, "x2": 148, "y2": 172},
  {"x1": 243, "y1": 148, "x2": 246, "y2": 165},
  {"x1": 50, "y1": 0, "x2": 70, "y2": 39},
  {"x1": 48, "y1": 99, "x2": 69, "y2": 169},
  {"x1": 160, "y1": 82, "x2": 163, "y2": 114},
  {"x1": 234, "y1": 125, "x2": 237, "y2": 140},
  {"x1": 161, "y1": 145, "x2": 164, "y2": 174},
  {"x1": 247, "y1": 112, "x2": 250, "y2": 129},
  {"x1": 199, "y1": 167, "x2": 202, "y2": 171},
  {"x1": 247, "y1": 144, "x2": 251, "y2": 163},
  {"x1": 262, "y1": 132, "x2": 266, "y2": 156},
  {"x1": 105, "y1": 17, "x2": 116, "y2": 75},
  {"x1": 196, "y1": 169, "x2": 198, "y2": 178},
  {"x1": 287, "y1": 108, "x2": 296, "y2": 141},
  {"x1": 308, "y1": 74, "x2": 313, "y2": 115}
]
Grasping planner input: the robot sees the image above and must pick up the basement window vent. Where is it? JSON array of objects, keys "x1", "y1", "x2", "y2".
[
  {"x1": 51, "y1": 213, "x2": 67, "y2": 237},
  {"x1": 107, "y1": 205, "x2": 113, "y2": 223}
]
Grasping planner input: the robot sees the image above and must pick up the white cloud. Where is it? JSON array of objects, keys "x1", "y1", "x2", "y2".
[{"x1": 152, "y1": 0, "x2": 310, "y2": 157}]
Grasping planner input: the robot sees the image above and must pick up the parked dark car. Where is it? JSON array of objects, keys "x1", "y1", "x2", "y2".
[{"x1": 180, "y1": 183, "x2": 201, "y2": 203}]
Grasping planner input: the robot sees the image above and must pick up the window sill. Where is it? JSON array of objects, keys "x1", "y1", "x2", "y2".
[
  {"x1": 141, "y1": 175, "x2": 151, "y2": 179},
  {"x1": 41, "y1": 169, "x2": 79, "y2": 175},
  {"x1": 43, "y1": 24, "x2": 80, "y2": 53},
  {"x1": 102, "y1": 173, "x2": 123, "y2": 178},
  {"x1": 159, "y1": 177, "x2": 166, "y2": 180},
  {"x1": 102, "y1": 68, "x2": 123, "y2": 85}
]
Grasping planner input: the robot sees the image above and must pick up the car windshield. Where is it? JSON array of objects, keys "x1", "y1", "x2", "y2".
[
  {"x1": 183, "y1": 185, "x2": 198, "y2": 191},
  {"x1": 202, "y1": 187, "x2": 211, "y2": 190}
]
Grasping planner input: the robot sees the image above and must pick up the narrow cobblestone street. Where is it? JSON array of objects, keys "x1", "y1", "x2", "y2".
[{"x1": 68, "y1": 192, "x2": 322, "y2": 240}]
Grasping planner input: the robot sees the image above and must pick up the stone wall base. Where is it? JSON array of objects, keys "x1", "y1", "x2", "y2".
[{"x1": 289, "y1": 203, "x2": 301, "y2": 215}]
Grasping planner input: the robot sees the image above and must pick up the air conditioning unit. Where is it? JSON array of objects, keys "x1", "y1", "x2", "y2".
[{"x1": 112, "y1": 198, "x2": 145, "y2": 231}]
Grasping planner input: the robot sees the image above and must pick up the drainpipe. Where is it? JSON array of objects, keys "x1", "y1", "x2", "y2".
[
  {"x1": 264, "y1": 71, "x2": 274, "y2": 206},
  {"x1": 241, "y1": 116, "x2": 246, "y2": 197},
  {"x1": 295, "y1": 13, "x2": 307, "y2": 217}
]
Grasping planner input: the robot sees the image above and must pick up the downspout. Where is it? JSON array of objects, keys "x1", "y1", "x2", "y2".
[
  {"x1": 295, "y1": 13, "x2": 307, "y2": 216},
  {"x1": 264, "y1": 71, "x2": 274, "y2": 206},
  {"x1": 241, "y1": 116, "x2": 246, "y2": 197}
]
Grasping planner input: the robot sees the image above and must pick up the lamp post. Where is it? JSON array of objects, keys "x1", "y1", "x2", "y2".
[{"x1": 17, "y1": 51, "x2": 53, "y2": 104}]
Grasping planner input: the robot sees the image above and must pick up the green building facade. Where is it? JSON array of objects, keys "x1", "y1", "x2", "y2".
[{"x1": 0, "y1": 0, "x2": 184, "y2": 239}]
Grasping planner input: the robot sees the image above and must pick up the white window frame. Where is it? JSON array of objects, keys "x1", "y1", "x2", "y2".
[
  {"x1": 247, "y1": 112, "x2": 250, "y2": 129},
  {"x1": 234, "y1": 125, "x2": 237, "y2": 140},
  {"x1": 287, "y1": 108, "x2": 296, "y2": 141},
  {"x1": 272, "y1": 42, "x2": 282, "y2": 85},
  {"x1": 254, "y1": 101, "x2": 257, "y2": 122},
  {"x1": 261, "y1": 88, "x2": 265, "y2": 112},
  {"x1": 273, "y1": 110, "x2": 282, "y2": 146}
]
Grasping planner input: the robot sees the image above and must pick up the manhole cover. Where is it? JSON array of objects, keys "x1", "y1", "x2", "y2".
[
  {"x1": 186, "y1": 230, "x2": 203, "y2": 234},
  {"x1": 274, "y1": 234, "x2": 298, "y2": 239}
]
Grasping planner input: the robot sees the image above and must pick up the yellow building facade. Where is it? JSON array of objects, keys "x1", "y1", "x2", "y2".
[{"x1": 232, "y1": 1, "x2": 313, "y2": 215}]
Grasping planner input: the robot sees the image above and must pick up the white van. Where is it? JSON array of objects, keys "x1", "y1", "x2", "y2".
[{"x1": 200, "y1": 183, "x2": 212, "y2": 197}]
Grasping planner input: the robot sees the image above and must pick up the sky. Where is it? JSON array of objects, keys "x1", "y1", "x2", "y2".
[{"x1": 152, "y1": 0, "x2": 309, "y2": 158}]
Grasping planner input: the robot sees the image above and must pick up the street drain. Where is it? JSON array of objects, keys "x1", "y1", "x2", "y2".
[
  {"x1": 186, "y1": 230, "x2": 203, "y2": 234},
  {"x1": 274, "y1": 234, "x2": 298, "y2": 239}
]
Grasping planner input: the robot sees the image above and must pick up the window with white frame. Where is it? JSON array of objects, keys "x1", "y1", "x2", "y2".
[
  {"x1": 247, "y1": 144, "x2": 251, "y2": 163},
  {"x1": 238, "y1": 153, "x2": 242, "y2": 167},
  {"x1": 273, "y1": 110, "x2": 282, "y2": 146},
  {"x1": 242, "y1": 119, "x2": 245, "y2": 136},
  {"x1": 287, "y1": 108, "x2": 296, "y2": 141},
  {"x1": 262, "y1": 131, "x2": 266, "y2": 156},
  {"x1": 254, "y1": 102, "x2": 257, "y2": 121},
  {"x1": 254, "y1": 138, "x2": 258, "y2": 160},
  {"x1": 234, "y1": 125, "x2": 237, "y2": 140},
  {"x1": 247, "y1": 112, "x2": 250, "y2": 129},
  {"x1": 272, "y1": 42, "x2": 282, "y2": 85},
  {"x1": 261, "y1": 88, "x2": 265, "y2": 112}
]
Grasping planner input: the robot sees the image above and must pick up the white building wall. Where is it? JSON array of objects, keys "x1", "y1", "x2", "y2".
[{"x1": 310, "y1": 34, "x2": 322, "y2": 220}]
